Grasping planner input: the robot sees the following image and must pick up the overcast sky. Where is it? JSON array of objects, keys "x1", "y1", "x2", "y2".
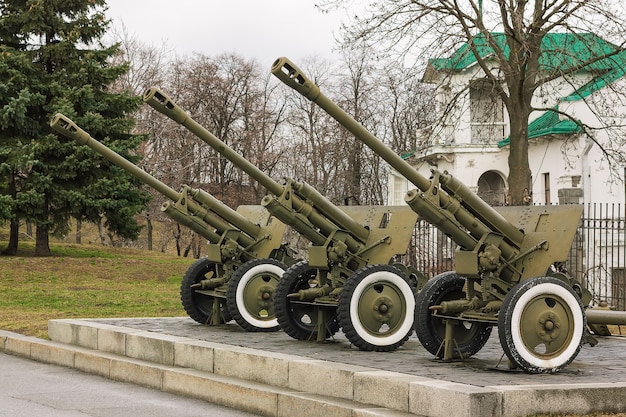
[{"x1": 105, "y1": 0, "x2": 357, "y2": 67}]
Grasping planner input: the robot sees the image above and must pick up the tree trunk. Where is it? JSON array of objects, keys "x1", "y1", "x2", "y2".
[
  {"x1": 506, "y1": 104, "x2": 533, "y2": 206},
  {"x1": 146, "y1": 213, "x2": 153, "y2": 251},
  {"x1": 2, "y1": 173, "x2": 19, "y2": 255},
  {"x1": 346, "y1": 136, "x2": 362, "y2": 204},
  {"x1": 75, "y1": 218, "x2": 82, "y2": 244},
  {"x1": 35, "y1": 224, "x2": 52, "y2": 256},
  {"x1": 97, "y1": 217, "x2": 108, "y2": 246},
  {"x1": 107, "y1": 230, "x2": 117, "y2": 247},
  {"x1": 192, "y1": 234, "x2": 202, "y2": 258},
  {"x1": 1, "y1": 218, "x2": 19, "y2": 255},
  {"x1": 174, "y1": 224, "x2": 182, "y2": 256}
]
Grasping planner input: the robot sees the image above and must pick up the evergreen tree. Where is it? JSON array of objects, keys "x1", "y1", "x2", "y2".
[
  {"x1": 0, "y1": 0, "x2": 149, "y2": 255},
  {"x1": 0, "y1": 40, "x2": 41, "y2": 253}
]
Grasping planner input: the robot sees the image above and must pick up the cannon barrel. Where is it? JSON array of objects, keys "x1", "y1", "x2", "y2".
[
  {"x1": 587, "y1": 309, "x2": 626, "y2": 326},
  {"x1": 49, "y1": 113, "x2": 259, "y2": 247},
  {"x1": 184, "y1": 186, "x2": 261, "y2": 238},
  {"x1": 271, "y1": 57, "x2": 525, "y2": 251},
  {"x1": 143, "y1": 87, "x2": 370, "y2": 249},
  {"x1": 143, "y1": 88, "x2": 283, "y2": 197},
  {"x1": 160, "y1": 200, "x2": 220, "y2": 243}
]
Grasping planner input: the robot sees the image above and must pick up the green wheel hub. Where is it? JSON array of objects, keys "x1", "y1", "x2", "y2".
[
  {"x1": 357, "y1": 283, "x2": 405, "y2": 336},
  {"x1": 517, "y1": 292, "x2": 576, "y2": 358}
]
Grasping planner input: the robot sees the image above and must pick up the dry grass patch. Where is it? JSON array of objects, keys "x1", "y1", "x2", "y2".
[{"x1": 0, "y1": 242, "x2": 192, "y2": 339}]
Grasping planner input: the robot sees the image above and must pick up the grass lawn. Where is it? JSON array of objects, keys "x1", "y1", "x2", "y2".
[{"x1": 0, "y1": 241, "x2": 192, "y2": 339}]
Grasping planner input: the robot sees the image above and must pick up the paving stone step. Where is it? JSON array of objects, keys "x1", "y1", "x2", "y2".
[
  {"x1": 4, "y1": 318, "x2": 626, "y2": 417},
  {"x1": 1, "y1": 328, "x2": 418, "y2": 417}
]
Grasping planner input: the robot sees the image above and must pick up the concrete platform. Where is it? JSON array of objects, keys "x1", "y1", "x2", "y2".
[{"x1": 2, "y1": 317, "x2": 626, "y2": 417}]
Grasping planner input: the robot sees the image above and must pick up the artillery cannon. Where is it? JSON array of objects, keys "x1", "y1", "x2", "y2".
[
  {"x1": 50, "y1": 113, "x2": 298, "y2": 332},
  {"x1": 144, "y1": 88, "x2": 427, "y2": 352},
  {"x1": 272, "y1": 57, "x2": 626, "y2": 373}
]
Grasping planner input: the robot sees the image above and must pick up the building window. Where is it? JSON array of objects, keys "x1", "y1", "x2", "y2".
[
  {"x1": 392, "y1": 175, "x2": 407, "y2": 206},
  {"x1": 543, "y1": 173, "x2": 551, "y2": 204},
  {"x1": 469, "y1": 79, "x2": 505, "y2": 143}
]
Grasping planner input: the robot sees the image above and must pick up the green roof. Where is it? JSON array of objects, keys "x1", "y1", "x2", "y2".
[
  {"x1": 563, "y1": 59, "x2": 626, "y2": 101},
  {"x1": 429, "y1": 32, "x2": 626, "y2": 147},
  {"x1": 497, "y1": 108, "x2": 583, "y2": 147},
  {"x1": 496, "y1": 42, "x2": 626, "y2": 147},
  {"x1": 429, "y1": 32, "x2": 626, "y2": 74}
]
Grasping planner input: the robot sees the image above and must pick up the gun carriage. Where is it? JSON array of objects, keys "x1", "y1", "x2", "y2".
[
  {"x1": 144, "y1": 88, "x2": 427, "y2": 352},
  {"x1": 272, "y1": 57, "x2": 626, "y2": 373},
  {"x1": 50, "y1": 114, "x2": 297, "y2": 332}
]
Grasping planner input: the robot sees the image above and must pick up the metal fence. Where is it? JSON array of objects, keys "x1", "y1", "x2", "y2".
[
  {"x1": 402, "y1": 203, "x2": 626, "y2": 311},
  {"x1": 572, "y1": 203, "x2": 626, "y2": 310}
]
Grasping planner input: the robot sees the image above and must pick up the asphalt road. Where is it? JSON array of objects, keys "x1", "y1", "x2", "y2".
[{"x1": 0, "y1": 352, "x2": 261, "y2": 417}]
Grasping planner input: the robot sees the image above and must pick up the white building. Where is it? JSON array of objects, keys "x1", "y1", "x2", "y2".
[
  {"x1": 386, "y1": 33, "x2": 626, "y2": 307},
  {"x1": 388, "y1": 33, "x2": 626, "y2": 207}
]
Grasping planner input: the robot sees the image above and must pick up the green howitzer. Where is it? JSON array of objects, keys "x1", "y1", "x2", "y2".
[
  {"x1": 144, "y1": 87, "x2": 426, "y2": 352},
  {"x1": 272, "y1": 57, "x2": 626, "y2": 373},
  {"x1": 50, "y1": 113, "x2": 298, "y2": 333}
]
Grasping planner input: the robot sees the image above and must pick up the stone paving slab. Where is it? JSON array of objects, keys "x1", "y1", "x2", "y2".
[{"x1": 93, "y1": 316, "x2": 626, "y2": 387}]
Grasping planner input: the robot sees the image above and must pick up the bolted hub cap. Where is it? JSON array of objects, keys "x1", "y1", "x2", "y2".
[
  {"x1": 372, "y1": 296, "x2": 394, "y2": 319},
  {"x1": 537, "y1": 311, "x2": 561, "y2": 342}
]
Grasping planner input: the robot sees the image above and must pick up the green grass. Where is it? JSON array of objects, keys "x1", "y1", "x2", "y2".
[{"x1": 0, "y1": 241, "x2": 192, "y2": 339}]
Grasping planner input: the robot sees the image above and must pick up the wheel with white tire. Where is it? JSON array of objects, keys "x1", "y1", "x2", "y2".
[
  {"x1": 274, "y1": 261, "x2": 339, "y2": 340},
  {"x1": 498, "y1": 276, "x2": 586, "y2": 373},
  {"x1": 337, "y1": 264, "x2": 415, "y2": 352},
  {"x1": 180, "y1": 257, "x2": 231, "y2": 325},
  {"x1": 414, "y1": 271, "x2": 492, "y2": 359},
  {"x1": 226, "y1": 258, "x2": 286, "y2": 332}
]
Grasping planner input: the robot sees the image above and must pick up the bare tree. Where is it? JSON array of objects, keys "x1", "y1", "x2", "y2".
[
  {"x1": 376, "y1": 59, "x2": 437, "y2": 206},
  {"x1": 108, "y1": 23, "x2": 172, "y2": 96},
  {"x1": 278, "y1": 50, "x2": 434, "y2": 206},
  {"x1": 105, "y1": 24, "x2": 174, "y2": 250},
  {"x1": 383, "y1": 65, "x2": 435, "y2": 156},
  {"x1": 135, "y1": 53, "x2": 291, "y2": 256},
  {"x1": 233, "y1": 71, "x2": 289, "y2": 201},
  {"x1": 321, "y1": 0, "x2": 626, "y2": 205},
  {"x1": 167, "y1": 53, "x2": 285, "y2": 206},
  {"x1": 280, "y1": 57, "x2": 345, "y2": 199},
  {"x1": 334, "y1": 46, "x2": 381, "y2": 204}
]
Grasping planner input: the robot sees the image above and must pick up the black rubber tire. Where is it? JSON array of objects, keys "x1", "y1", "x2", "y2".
[
  {"x1": 274, "y1": 261, "x2": 339, "y2": 340},
  {"x1": 414, "y1": 271, "x2": 492, "y2": 359},
  {"x1": 226, "y1": 258, "x2": 286, "y2": 332},
  {"x1": 180, "y1": 257, "x2": 231, "y2": 324},
  {"x1": 338, "y1": 264, "x2": 415, "y2": 352},
  {"x1": 498, "y1": 276, "x2": 586, "y2": 373}
]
